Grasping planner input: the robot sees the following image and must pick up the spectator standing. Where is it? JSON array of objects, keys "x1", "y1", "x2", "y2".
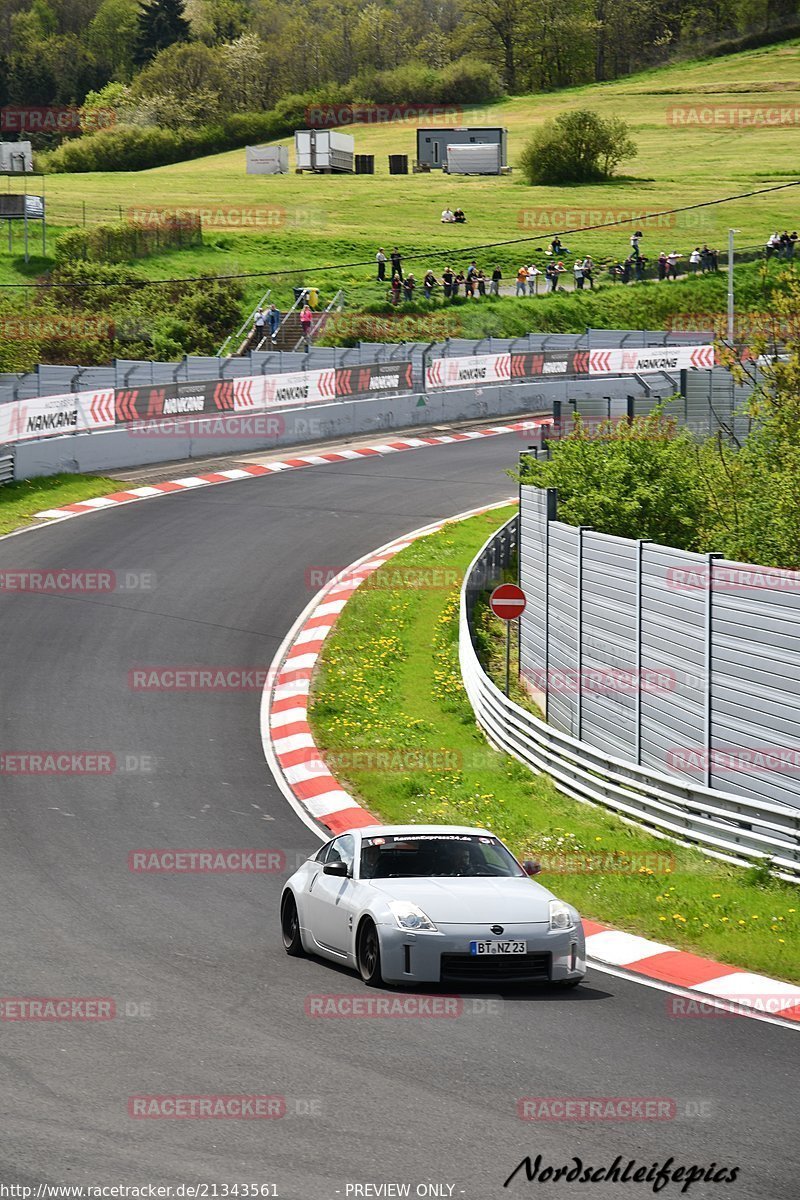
[
  {"x1": 267, "y1": 303, "x2": 281, "y2": 342},
  {"x1": 657, "y1": 251, "x2": 668, "y2": 281},
  {"x1": 666, "y1": 250, "x2": 682, "y2": 280},
  {"x1": 573, "y1": 258, "x2": 585, "y2": 290},
  {"x1": 630, "y1": 230, "x2": 642, "y2": 259},
  {"x1": 527, "y1": 264, "x2": 540, "y2": 295},
  {"x1": 390, "y1": 247, "x2": 403, "y2": 281},
  {"x1": 376, "y1": 248, "x2": 387, "y2": 281},
  {"x1": 516, "y1": 264, "x2": 528, "y2": 296},
  {"x1": 390, "y1": 274, "x2": 402, "y2": 305},
  {"x1": 403, "y1": 274, "x2": 415, "y2": 302},
  {"x1": 442, "y1": 266, "x2": 454, "y2": 298},
  {"x1": 423, "y1": 270, "x2": 438, "y2": 299},
  {"x1": 452, "y1": 269, "x2": 465, "y2": 296},
  {"x1": 477, "y1": 269, "x2": 486, "y2": 297},
  {"x1": 621, "y1": 257, "x2": 633, "y2": 284},
  {"x1": 709, "y1": 247, "x2": 719, "y2": 271},
  {"x1": 490, "y1": 266, "x2": 502, "y2": 296},
  {"x1": 689, "y1": 247, "x2": 701, "y2": 274},
  {"x1": 253, "y1": 305, "x2": 266, "y2": 344},
  {"x1": 635, "y1": 254, "x2": 648, "y2": 282},
  {"x1": 765, "y1": 232, "x2": 780, "y2": 258},
  {"x1": 300, "y1": 303, "x2": 313, "y2": 346},
  {"x1": 789, "y1": 232, "x2": 798, "y2": 259},
  {"x1": 582, "y1": 256, "x2": 594, "y2": 290}
]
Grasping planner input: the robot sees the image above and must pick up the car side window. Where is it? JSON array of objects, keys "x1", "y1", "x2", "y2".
[
  {"x1": 329, "y1": 834, "x2": 355, "y2": 873},
  {"x1": 315, "y1": 841, "x2": 335, "y2": 863}
]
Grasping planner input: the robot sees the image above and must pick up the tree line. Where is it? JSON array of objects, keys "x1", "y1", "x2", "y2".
[{"x1": 0, "y1": 0, "x2": 797, "y2": 124}]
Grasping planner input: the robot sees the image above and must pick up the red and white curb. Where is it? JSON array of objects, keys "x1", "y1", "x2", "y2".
[
  {"x1": 261, "y1": 510, "x2": 800, "y2": 1029},
  {"x1": 30, "y1": 420, "x2": 551, "y2": 526}
]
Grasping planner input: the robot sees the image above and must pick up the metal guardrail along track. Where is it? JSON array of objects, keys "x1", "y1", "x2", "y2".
[{"x1": 459, "y1": 516, "x2": 800, "y2": 882}]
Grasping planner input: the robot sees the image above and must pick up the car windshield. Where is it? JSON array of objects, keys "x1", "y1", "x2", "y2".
[{"x1": 360, "y1": 834, "x2": 524, "y2": 880}]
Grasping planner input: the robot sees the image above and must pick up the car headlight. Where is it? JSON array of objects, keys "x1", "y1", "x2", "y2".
[
  {"x1": 549, "y1": 900, "x2": 575, "y2": 931},
  {"x1": 388, "y1": 901, "x2": 438, "y2": 932}
]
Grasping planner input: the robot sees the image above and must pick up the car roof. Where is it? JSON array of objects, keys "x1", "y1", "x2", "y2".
[{"x1": 352, "y1": 824, "x2": 494, "y2": 839}]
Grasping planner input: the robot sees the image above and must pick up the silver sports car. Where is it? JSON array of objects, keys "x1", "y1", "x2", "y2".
[{"x1": 280, "y1": 824, "x2": 586, "y2": 987}]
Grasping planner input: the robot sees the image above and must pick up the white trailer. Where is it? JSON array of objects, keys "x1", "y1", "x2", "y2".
[
  {"x1": 294, "y1": 129, "x2": 354, "y2": 173},
  {"x1": 445, "y1": 142, "x2": 502, "y2": 175},
  {"x1": 246, "y1": 145, "x2": 289, "y2": 174},
  {"x1": 0, "y1": 141, "x2": 33, "y2": 172}
]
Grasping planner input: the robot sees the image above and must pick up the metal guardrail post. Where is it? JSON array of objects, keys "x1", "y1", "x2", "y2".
[
  {"x1": 543, "y1": 488, "x2": 558, "y2": 721},
  {"x1": 635, "y1": 540, "x2": 645, "y2": 764}
]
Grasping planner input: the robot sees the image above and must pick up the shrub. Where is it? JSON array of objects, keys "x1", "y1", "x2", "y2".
[
  {"x1": 519, "y1": 109, "x2": 637, "y2": 185},
  {"x1": 53, "y1": 216, "x2": 202, "y2": 265}
]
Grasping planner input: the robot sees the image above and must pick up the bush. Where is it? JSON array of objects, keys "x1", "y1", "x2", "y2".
[{"x1": 519, "y1": 109, "x2": 637, "y2": 185}]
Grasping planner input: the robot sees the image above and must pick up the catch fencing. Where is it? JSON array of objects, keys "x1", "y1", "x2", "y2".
[{"x1": 461, "y1": 517, "x2": 800, "y2": 880}]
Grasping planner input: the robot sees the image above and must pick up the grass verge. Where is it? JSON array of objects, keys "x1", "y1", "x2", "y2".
[
  {"x1": 0, "y1": 473, "x2": 131, "y2": 535},
  {"x1": 309, "y1": 506, "x2": 799, "y2": 983}
]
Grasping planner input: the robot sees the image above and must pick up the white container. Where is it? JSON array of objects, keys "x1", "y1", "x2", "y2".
[
  {"x1": 0, "y1": 141, "x2": 33, "y2": 172},
  {"x1": 246, "y1": 145, "x2": 289, "y2": 174},
  {"x1": 446, "y1": 142, "x2": 502, "y2": 175},
  {"x1": 294, "y1": 129, "x2": 354, "y2": 173}
]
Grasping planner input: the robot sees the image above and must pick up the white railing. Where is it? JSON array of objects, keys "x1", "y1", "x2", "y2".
[
  {"x1": 217, "y1": 287, "x2": 272, "y2": 358},
  {"x1": 291, "y1": 288, "x2": 344, "y2": 352},
  {"x1": 459, "y1": 518, "x2": 800, "y2": 882}
]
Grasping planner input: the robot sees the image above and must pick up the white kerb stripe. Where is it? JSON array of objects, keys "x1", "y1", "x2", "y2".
[
  {"x1": 695, "y1": 973, "x2": 800, "y2": 1009},
  {"x1": 304, "y1": 791, "x2": 362, "y2": 818},
  {"x1": 273, "y1": 732, "x2": 316, "y2": 755},
  {"x1": 585, "y1": 930, "x2": 675, "y2": 966},
  {"x1": 293, "y1": 625, "x2": 332, "y2": 647},
  {"x1": 270, "y1": 707, "x2": 308, "y2": 730}
]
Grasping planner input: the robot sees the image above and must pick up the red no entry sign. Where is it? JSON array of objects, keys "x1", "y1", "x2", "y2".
[{"x1": 489, "y1": 583, "x2": 526, "y2": 621}]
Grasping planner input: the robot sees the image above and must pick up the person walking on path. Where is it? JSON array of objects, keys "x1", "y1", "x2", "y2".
[
  {"x1": 376, "y1": 248, "x2": 387, "y2": 281},
  {"x1": 267, "y1": 303, "x2": 281, "y2": 342},
  {"x1": 390, "y1": 247, "x2": 403, "y2": 281},
  {"x1": 300, "y1": 303, "x2": 313, "y2": 347},
  {"x1": 490, "y1": 266, "x2": 502, "y2": 296}
]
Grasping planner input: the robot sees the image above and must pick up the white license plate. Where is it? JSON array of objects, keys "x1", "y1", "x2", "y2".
[{"x1": 469, "y1": 940, "x2": 527, "y2": 955}]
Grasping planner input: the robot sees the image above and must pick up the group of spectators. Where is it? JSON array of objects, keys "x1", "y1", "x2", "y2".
[
  {"x1": 608, "y1": 232, "x2": 721, "y2": 284},
  {"x1": 765, "y1": 230, "x2": 798, "y2": 258}
]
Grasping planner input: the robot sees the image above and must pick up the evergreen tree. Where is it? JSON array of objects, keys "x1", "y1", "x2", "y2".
[{"x1": 134, "y1": 0, "x2": 190, "y2": 67}]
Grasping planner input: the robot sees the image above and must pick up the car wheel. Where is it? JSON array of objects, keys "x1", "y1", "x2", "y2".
[
  {"x1": 557, "y1": 977, "x2": 582, "y2": 989},
  {"x1": 357, "y1": 919, "x2": 383, "y2": 987},
  {"x1": 281, "y1": 892, "x2": 304, "y2": 957}
]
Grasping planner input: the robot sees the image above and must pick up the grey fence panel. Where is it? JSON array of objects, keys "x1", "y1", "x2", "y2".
[
  {"x1": 546, "y1": 522, "x2": 581, "y2": 737},
  {"x1": 710, "y1": 560, "x2": 800, "y2": 806},
  {"x1": 580, "y1": 531, "x2": 639, "y2": 760},
  {"x1": 518, "y1": 488, "x2": 552, "y2": 703}
]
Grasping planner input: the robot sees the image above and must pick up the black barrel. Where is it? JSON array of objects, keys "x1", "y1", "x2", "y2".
[
  {"x1": 355, "y1": 154, "x2": 375, "y2": 175},
  {"x1": 388, "y1": 154, "x2": 409, "y2": 175}
]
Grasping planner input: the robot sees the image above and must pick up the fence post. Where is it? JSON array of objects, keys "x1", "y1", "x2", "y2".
[
  {"x1": 705, "y1": 552, "x2": 723, "y2": 787},
  {"x1": 576, "y1": 525, "x2": 591, "y2": 741}
]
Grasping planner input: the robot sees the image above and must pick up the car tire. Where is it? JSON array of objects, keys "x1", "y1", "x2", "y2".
[
  {"x1": 357, "y1": 919, "x2": 383, "y2": 987},
  {"x1": 557, "y1": 977, "x2": 582, "y2": 989},
  {"x1": 281, "y1": 892, "x2": 305, "y2": 957}
]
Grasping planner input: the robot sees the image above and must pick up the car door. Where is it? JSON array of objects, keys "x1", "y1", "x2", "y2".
[{"x1": 305, "y1": 834, "x2": 359, "y2": 955}]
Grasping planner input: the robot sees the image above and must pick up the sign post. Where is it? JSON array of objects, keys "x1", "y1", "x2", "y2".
[{"x1": 489, "y1": 584, "x2": 527, "y2": 697}]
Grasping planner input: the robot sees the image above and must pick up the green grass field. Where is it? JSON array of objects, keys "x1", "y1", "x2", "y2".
[
  {"x1": 308, "y1": 508, "x2": 800, "y2": 983},
  {"x1": 2, "y1": 38, "x2": 800, "y2": 317},
  {"x1": 0, "y1": 474, "x2": 130, "y2": 534}
]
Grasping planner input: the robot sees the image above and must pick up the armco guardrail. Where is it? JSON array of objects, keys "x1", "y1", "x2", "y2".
[
  {"x1": 459, "y1": 517, "x2": 800, "y2": 882},
  {"x1": 0, "y1": 450, "x2": 14, "y2": 484}
]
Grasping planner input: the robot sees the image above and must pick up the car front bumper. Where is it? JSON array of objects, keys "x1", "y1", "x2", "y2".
[{"x1": 376, "y1": 921, "x2": 586, "y2": 985}]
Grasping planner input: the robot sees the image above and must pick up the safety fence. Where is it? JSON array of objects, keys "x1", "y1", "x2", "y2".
[
  {"x1": 0, "y1": 328, "x2": 711, "y2": 405},
  {"x1": 460, "y1": 517, "x2": 800, "y2": 881}
]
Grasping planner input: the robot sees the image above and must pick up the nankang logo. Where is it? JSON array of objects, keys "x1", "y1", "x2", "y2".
[{"x1": 275, "y1": 384, "x2": 309, "y2": 403}]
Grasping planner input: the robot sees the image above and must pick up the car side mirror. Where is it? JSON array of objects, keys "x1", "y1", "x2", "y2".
[
  {"x1": 522, "y1": 859, "x2": 542, "y2": 876},
  {"x1": 323, "y1": 860, "x2": 349, "y2": 877}
]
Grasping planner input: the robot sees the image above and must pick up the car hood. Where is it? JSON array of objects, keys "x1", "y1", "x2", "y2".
[{"x1": 368, "y1": 876, "x2": 556, "y2": 924}]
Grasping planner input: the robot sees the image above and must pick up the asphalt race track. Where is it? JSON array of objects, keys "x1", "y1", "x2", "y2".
[{"x1": 0, "y1": 434, "x2": 797, "y2": 1200}]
